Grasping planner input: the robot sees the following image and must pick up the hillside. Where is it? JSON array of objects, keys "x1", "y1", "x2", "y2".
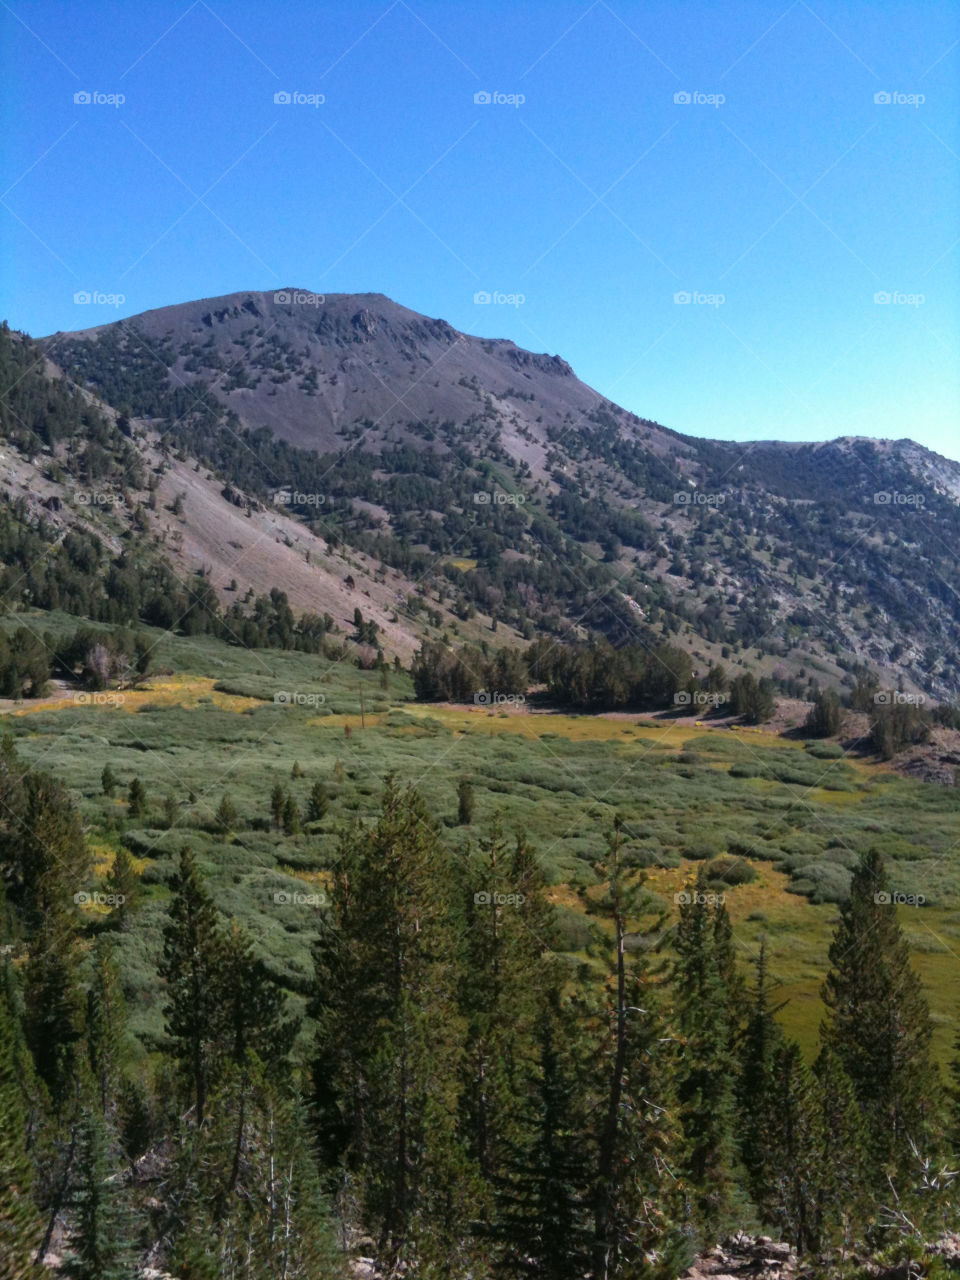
[{"x1": 37, "y1": 289, "x2": 960, "y2": 702}]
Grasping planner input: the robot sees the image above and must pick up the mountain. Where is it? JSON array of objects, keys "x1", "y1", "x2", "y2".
[{"x1": 2, "y1": 288, "x2": 958, "y2": 700}]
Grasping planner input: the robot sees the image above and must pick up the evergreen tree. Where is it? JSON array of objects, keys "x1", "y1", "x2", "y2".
[
  {"x1": 103, "y1": 848, "x2": 138, "y2": 930},
  {"x1": 159, "y1": 848, "x2": 226, "y2": 1125},
  {"x1": 672, "y1": 865, "x2": 736, "y2": 1236},
  {"x1": 312, "y1": 780, "x2": 475, "y2": 1276},
  {"x1": 22, "y1": 908, "x2": 84, "y2": 1111},
  {"x1": 810, "y1": 1044, "x2": 869, "y2": 1250},
  {"x1": 588, "y1": 819, "x2": 687, "y2": 1278},
  {"x1": 85, "y1": 940, "x2": 127, "y2": 1119},
  {"x1": 214, "y1": 793, "x2": 238, "y2": 834},
  {"x1": 457, "y1": 778, "x2": 474, "y2": 826},
  {"x1": 0, "y1": 988, "x2": 44, "y2": 1278},
  {"x1": 270, "y1": 779, "x2": 285, "y2": 829},
  {"x1": 281, "y1": 794, "x2": 300, "y2": 835},
  {"x1": 820, "y1": 850, "x2": 939, "y2": 1178},
  {"x1": 126, "y1": 777, "x2": 146, "y2": 824},
  {"x1": 306, "y1": 780, "x2": 328, "y2": 823},
  {"x1": 492, "y1": 986, "x2": 594, "y2": 1280},
  {"x1": 100, "y1": 765, "x2": 117, "y2": 798},
  {"x1": 62, "y1": 1108, "x2": 134, "y2": 1280}
]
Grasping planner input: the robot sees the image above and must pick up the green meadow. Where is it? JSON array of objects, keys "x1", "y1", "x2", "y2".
[{"x1": 4, "y1": 611, "x2": 959, "y2": 1065}]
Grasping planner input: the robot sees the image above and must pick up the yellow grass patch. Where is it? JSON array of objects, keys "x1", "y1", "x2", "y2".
[{"x1": 9, "y1": 676, "x2": 261, "y2": 716}]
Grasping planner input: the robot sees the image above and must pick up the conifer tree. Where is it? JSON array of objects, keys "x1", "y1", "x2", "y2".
[
  {"x1": 100, "y1": 764, "x2": 116, "y2": 797},
  {"x1": 270, "y1": 779, "x2": 285, "y2": 829},
  {"x1": 104, "y1": 848, "x2": 138, "y2": 930},
  {"x1": 282, "y1": 794, "x2": 300, "y2": 835},
  {"x1": 62, "y1": 1107, "x2": 134, "y2": 1280},
  {"x1": 736, "y1": 941, "x2": 784, "y2": 1209},
  {"x1": 306, "y1": 780, "x2": 328, "y2": 822},
  {"x1": 159, "y1": 847, "x2": 226, "y2": 1125},
  {"x1": 492, "y1": 985, "x2": 594, "y2": 1280},
  {"x1": 588, "y1": 819, "x2": 687, "y2": 1279},
  {"x1": 810, "y1": 1044, "x2": 869, "y2": 1250},
  {"x1": 820, "y1": 849, "x2": 939, "y2": 1179},
  {"x1": 457, "y1": 777, "x2": 474, "y2": 826},
  {"x1": 214, "y1": 792, "x2": 238, "y2": 834},
  {"x1": 126, "y1": 777, "x2": 146, "y2": 824},
  {"x1": 672, "y1": 864, "x2": 736, "y2": 1236},
  {"x1": 85, "y1": 939, "x2": 127, "y2": 1119},
  {"x1": 0, "y1": 988, "x2": 44, "y2": 1278},
  {"x1": 312, "y1": 780, "x2": 474, "y2": 1275}
]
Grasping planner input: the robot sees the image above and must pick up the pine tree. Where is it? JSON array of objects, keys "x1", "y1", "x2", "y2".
[
  {"x1": 589, "y1": 819, "x2": 687, "y2": 1279},
  {"x1": 62, "y1": 1108, "x2": 133, "y2": 1280},
  {"x1": 103, "y1": 848, "x2": 138, "y2": 931},
  {"x1": 810, "y1": 1044, "x2": 869, "y2": 1250},
  {"x1": 22, "y1": 908, "x2": 84, "y2": 1111},
  {"x1": 282, "y1": 794, "x2": 300, "y2": 835},
  {"x1": 159, "y1": 847, "x2": 226, "y2": 1125},
  {"x1": 291, "y1": 760, "x2": 302, "y2": 779},
  {"x1": 672, "y1": 864, "x2": 736, "y2": 1237},
  {"x1": 0, "y1": 988, "x2": 44, "y2": 1278},
  {"x1": 312, "y1": 780, "x2": 474, "y2": 1275},
  {"x1": 126, "y1": 777, "x2": 146, "y2": 824},
  {"x1": 306, "y1": 780, "x2": 328, "y2": 823},
  {"x1": 2, "y1": 769, "x2": 89, "y2": 928},
  {"x1": 763, "y1": 1040, "x2": 819, "y2": 1252},
  {"x1": 736, "y1": 941, "x2": 786, "y2": 1213},
  {"x1": 492, "y1": 986, "x2": 594, "y2": 1280},
  {"x1": 85, "y1": 940, "x2": 127, "y2": 1119},
  {"x1": 457, "y1": 778, "x2": 474, "y2": 826},
  {"x1": 820, "y1": 850, "x2": 939, "y2": 1178},
  {"x1": 100, "y1": 765, "x2": 116, "y2": 797},
  {"x1": 214, "y1": 793, "x2": 238, "y2": 834},
  {"x1": 270, "y1": 779, "x2": 285, "y2": 829}
]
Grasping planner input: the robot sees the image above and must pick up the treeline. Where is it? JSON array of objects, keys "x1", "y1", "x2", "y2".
[
  {"x1": 2, "y1": 746, "x2": 957, "y2": 1277},
  {"x1": 412, "y1": 636, "x2": 779, "y2": 721}
]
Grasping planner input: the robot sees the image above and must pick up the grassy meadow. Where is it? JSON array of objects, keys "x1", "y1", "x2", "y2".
[{"x1": 3, "y1": 611, "x2": 959, "y2": 1067}]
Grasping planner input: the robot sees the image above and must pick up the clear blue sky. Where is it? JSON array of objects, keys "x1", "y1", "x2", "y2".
[{"x1": 2, "y1": 0, "x2": 958, "y2": 458}]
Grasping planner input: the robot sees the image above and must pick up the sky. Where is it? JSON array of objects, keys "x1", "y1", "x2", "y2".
[{"x1": 1, "y1": 0, "x2": 958, "y2": 459}]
